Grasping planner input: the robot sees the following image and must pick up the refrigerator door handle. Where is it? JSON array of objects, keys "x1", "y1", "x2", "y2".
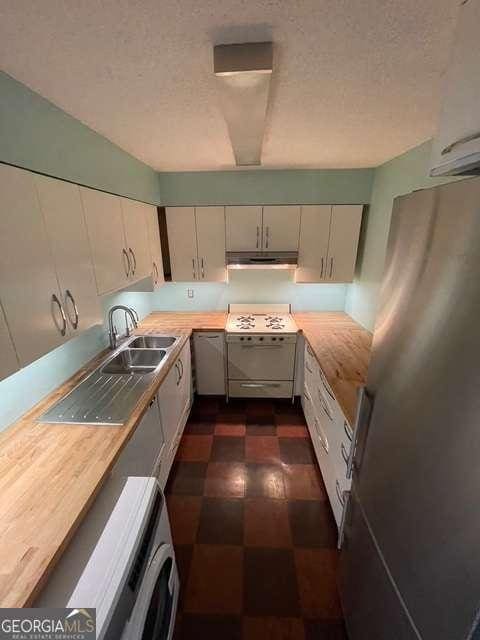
[{"x1": 346, "y1": 386, "x2": 373, "y2": 479}]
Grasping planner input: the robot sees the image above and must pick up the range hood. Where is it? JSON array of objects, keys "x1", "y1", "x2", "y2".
[{"x1": 226, "y1": 251, "x2": 298, "y2": 270}]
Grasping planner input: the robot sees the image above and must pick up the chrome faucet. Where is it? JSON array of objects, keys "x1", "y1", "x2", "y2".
[{"x1": 108, "y1": 305, "x2": 138, "y2": 350}]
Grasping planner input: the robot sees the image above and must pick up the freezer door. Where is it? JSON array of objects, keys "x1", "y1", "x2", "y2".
[
  {"x1": 344, "y1": 178, "x2": 480, "y2": 640},
  {"x1": 339, "y1": 490, "x2": 418, "y2": 640}
]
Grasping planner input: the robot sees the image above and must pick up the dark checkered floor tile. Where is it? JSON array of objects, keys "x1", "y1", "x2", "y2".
[{"x1": 167, "y1": 395, "x2": 345, "y2": 640}]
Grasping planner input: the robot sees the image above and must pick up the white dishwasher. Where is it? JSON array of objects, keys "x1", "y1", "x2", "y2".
[{"x1": 193, "y1": 331, "x2": 226, "y2": 395}]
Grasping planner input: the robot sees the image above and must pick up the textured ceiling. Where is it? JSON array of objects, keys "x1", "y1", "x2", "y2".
[{"x1": 0, "y1": 1, "x2": 459, "y2": 171}]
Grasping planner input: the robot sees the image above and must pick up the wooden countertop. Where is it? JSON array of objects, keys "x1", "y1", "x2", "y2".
[
  {"x1": 0, "y1": 310, "x2": 369, "y2": 608},
  {"x1": 293, "y1": 312, "x2": 372, "y2": 426}
]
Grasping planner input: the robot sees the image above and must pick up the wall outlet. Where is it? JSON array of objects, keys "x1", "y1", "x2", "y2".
[{"x1": 187, "y1": 288, "x2": 194, "y2": 298}]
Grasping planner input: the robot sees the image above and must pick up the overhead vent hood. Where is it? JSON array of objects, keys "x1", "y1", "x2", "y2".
[
  {"x1": 226, "y1": 251, "x2": 298, "y2": 270},
  {"x1": 214, "y1": 42, "x2": 273, "y2": 166}
]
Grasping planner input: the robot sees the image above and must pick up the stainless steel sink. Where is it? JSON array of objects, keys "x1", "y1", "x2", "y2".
[
  {"x1": 38, "y1": 334, "x2": 181, "y2": 425},
  {"x1": 128, "y1": 336, "x2": 177, "y2": 349},
  {"x1": 101, "y1": 349, "x2": 166, "y2": 375}
]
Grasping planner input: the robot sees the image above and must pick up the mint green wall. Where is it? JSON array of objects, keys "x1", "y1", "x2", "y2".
[
  {"x1": 346, "y1": 140, "x2": 464, "y2": 331},
  {"x1": 0, "y1": 72, "x2": 160, "y2": 204},
  {"x1": 158, "y1": 168, "x2": 373, "y2": 206}
]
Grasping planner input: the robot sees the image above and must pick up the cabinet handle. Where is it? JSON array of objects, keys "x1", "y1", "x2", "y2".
[
  {"x1": 303, "y1": 390, "x2": 312, "y2": 403},
  {"x1": 305, "y1": 361, "x2": 313, "y2": 374},
  {"x1": 320, "y1": 256, "x2": 324, "y2": 278},
  {"x1": 65, "y1": 289, "x2": 79, "y2": 330},
  {"x1": 175, "y1": 362, "x2": 181, "y2": 386},
  {"x1": 329, "y1": 257, "x2": 333, "y2": 278},
  {"x1": 321, "y1": 378, "x2": 335, "y2": 401},
  {"x1": 336, "y1": 480, "x2": 346, "y2": 506},
  {"x1": 314, "y1": 418, "x2": 329, "y2": 452},
  {"x1": 344, "y1": 420, "x2": 352, "y2": 442},
  {"x1": 441, "y1": 130, "x2": 480, "y2": 156},
  {"x1": 318, "y1": 390, "x2": 333, "y2": 421},
  {"x1": 265, "y1": 225, "x2": 270, "y2": 249},
  {"x1": 192, "y1": 258, "x2": 196, "y2": 279},
  {"x1": 346, "y1": 386, "x2": 373, "y2": 480},
  {"x1": 122, "y1": 248, "x2": 131, "y2": 277},
  {"x1": 153, "y1": 261, "x2": 158, "y2": 284},
  {"x1": 256, "y1": 226, "x2": 260, "y2": 249},
  {"x1": 52, "y1": 294, "x2": 67, "y2": 336},
  {"x1": 341, "y1": 442, "x2": 350, "y2": 465},
  {"x1": 201, "y1": 257, "x2": 205, "y2": 279},
  {"x1": 179, "y1": 358, "x2": 184, "y2": 379},
  {"x1": 129, "y1": 248, "x2": 136, "y2": 276},
  {"x1": 306, "y1": 344, "x2": 314, "y2": 357}
]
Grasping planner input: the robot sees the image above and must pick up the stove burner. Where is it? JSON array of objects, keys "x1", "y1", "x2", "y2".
[
  {"x1": 237, "y1": 315, "x2": 255, "y2": 323},
  {"x1": 237, "y1": 322, "x2": 255, "y2": 329},
  {"x1": 266, "y1": 323, "x2": 284, "y2": 330},
  {"x1": 265, "y1": 315, "x2": 282, "y2": 322}
]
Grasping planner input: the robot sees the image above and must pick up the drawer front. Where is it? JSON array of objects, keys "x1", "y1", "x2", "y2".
[
  {"x1": 302, "y1": 384, "x2": 330, "y2": 457},
  {"x1": 304, "y1": 341, "x2": 321, "y2": 389},
  {"x1": 229, "y1": 379, "x2": 293, "y2": 398}
]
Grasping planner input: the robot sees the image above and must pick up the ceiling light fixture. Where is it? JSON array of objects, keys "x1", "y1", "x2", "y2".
[{"x1": 214, "y1": 42, "x2": 273, "y2": 166}]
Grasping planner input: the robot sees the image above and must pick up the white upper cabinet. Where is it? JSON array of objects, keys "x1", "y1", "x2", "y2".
[
  {"x1": 166, "y1": 206, "x2": 227, "y2": 282},
  {"x1": 0, "y1": 305, "x2": 19, "y2": 382},
  {"x1": 297, "y1": 205, "x2": 363, "y2": 283},
  {"x1": 145, "y1": 205, "x2": 165, "y2": 289},
  {"x1": 262, "y1": 206, "x2": 301, "y2": 251},
  {"x1": 326, "y1": 205, "x2": 363, "y2": 282},
  {"x1": 34, "y1": 175, "x2": 102, "y2": 334},
  {"x1": 431, "y1": 0, "x2": 480, "y2": 177},
  {"x1": 297, "y1": 206, "x2": 332, "y2": 282},
  {"x1": 0, "y1": 164, "x2": 67, "y2": 367},
  {"x1": 80, "y1": 188, "x2": 128, "y2": 295},
  {"x1": 120, "y1": 198, "x2": 151, "y2": 281},
  {"x1": 225, "y1": 206, "x2": 263, "y2": 251},
  {"x1": 166, "y1": 207, "x2": 198, "y2": 281},
  {"x1": 195, "y1": 207, "x2": 227, "y2": 282}
]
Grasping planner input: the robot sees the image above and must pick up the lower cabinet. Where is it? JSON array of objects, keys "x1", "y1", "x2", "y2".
[
  {"x1": 193, "y1": 331, "x2": 226, "y2": 395},
  {"x1": 157, "y1": 340, "x2": 192, "y2": 488},
  {"x1": 302, "y1": 341, "x2": 353, "y2": 530},
  {"x1": 112, "y1": 395, "x2": 166, "y2": 478}
]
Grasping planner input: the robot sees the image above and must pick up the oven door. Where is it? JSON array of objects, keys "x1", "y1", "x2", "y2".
[
  {"x1": 122, "y1": 543, "x2": 179, "y2": 640},
  {"x1": 227, "y1": 341, "x2": 296, "y2": 381}
]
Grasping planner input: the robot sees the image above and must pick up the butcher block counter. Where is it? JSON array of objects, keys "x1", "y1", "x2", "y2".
[
  {"x1": 293, "y1": 312, "x2": 372, "y2": 426},
  {"x1": 0, "y1": 310, "x2": 370, "y2": 608}
]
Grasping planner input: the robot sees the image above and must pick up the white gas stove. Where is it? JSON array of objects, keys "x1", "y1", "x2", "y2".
[{"x1": 226, "y1": 304, "x2": 298, "y2": 398}]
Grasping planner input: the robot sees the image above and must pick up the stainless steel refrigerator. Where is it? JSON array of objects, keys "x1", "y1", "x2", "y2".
[{"x1": 339, "y1": 177, "x2": 480, "y2": 640}]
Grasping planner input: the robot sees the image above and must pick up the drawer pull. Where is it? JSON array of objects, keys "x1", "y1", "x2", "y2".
[
  {"x1": 341, "y1": 442, "x2": 349, "y2": 465},
  {"x1": 314, "y1": 419, "x2": 329, "y2": 452},
  {"x1": 344, "y1": 420, "x2": 352, "y2": 441},
  {"x1": 318, "y1": 391, "x2": 333, "y2": 421},
  {"x1": 322, "y1": 378, "x2": 335, "y2": 401},
  {"x1": 336, "y1": 480, "x2": 346, "y2": 506},
  {"x1": 306, "y1": 344, "x2": 314, "y2": 357},
  {"x1": 305, "y1": 362, "x2": 313, "y2": 374},
  {"x1": 441, "y1": 130, "x2": 480, "y2": 156}
]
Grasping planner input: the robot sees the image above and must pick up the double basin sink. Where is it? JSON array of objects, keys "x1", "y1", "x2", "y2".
[{"x1": 38, "y1": 335, "x2": 181, "y2": 426}]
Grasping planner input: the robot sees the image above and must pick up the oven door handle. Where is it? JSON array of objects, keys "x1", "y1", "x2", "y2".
[
  {"x1": 239, "y1": 344, "x2": 284, "y2": 349},
  {"x1": 240, "y1": 382, "x2": 281, "y2": 388}
]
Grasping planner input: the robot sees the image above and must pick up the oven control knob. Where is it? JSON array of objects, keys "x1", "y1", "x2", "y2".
[
  {"x1": 279, "y1": 337, "x2": 284, "y2": 341},
  {"x1": 240, "y1": 337, "x2": 244, "y2": 341},
  {"x1": 272, "y1": 337, "x2": 277, "y2": 341},
  {"x1": 259, "y1": 336, "x2": 264, "y2": 341},
  {"x1": 247, "y1": 336, "x2": 252, "y2": 341}
]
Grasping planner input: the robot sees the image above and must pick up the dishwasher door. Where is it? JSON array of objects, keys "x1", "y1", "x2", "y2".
[{"x1": 193, "y1": 332, "x2": 226, "y2": 395}]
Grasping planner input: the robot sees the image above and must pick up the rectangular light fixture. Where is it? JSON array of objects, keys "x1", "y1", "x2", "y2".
[{"x1": 214, "y1": 42, "x2": 273, "y2": 166}]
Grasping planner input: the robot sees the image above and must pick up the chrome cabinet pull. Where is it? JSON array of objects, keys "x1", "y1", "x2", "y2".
[
  {"x1": 153, "y1": 261, "x2": 158, "y2": 284},
  {"x1": 305, "y1": 362, "x2": 313, "y2": 374},
  {"x1": 344, "y1": 420, "x2": 352, "y2": 442},
  {"x1": 265, "y1": 225, "x2": 270, "y2": 249},
  {"x1": 336, "y1": 480, "x2": 346, "y2": 506},
  {"x1": 52, "y1": 294, "x2": 67, "y2": 336},
  {"x1": 318, "y1": 390, "x2": 333, "y2": 421},
  {"x1": 256, "y1": 226, "x2": 260, "y2": 249},
  {"x1": 201, "y1": 257, "x2": 205, "y2": 279},
  {"x1": 320, "y1": 256, "x2": 324, "y2": 278},
  {"x1": 65, "y1": 289, "x2": 79, "y2": 330},
  {"x1": 306, "y1": 344, "x2": 314, "y2": 357},
  {"x1": 341, "y1": 442, "x2": 349, "y2": 465},
  {"x1": 337, "y1": 489, "x2": 350, "y2": 550},
  {"x1": 179, "y1": 358, "x2": 184, "y2": 379},
  {"x1": 129, "y1": 248, "x2": 136, "y2": 275},
  {"x1": 175, "y1": 362, "x2": 181, "y2": 386},
  {"x1": 329, "y1": 257, "x2": 334, "y2": 278},
  {"x1": 441, "y1": 130, "x2": 480, "y2": 155},
  {"x1": 303, "y1": 390, "x2": 312, "y2": 403},
  {"x1": 192, "y1": 258, "x2": 196, "y2": 279},
  {"x1": 314, "y1": 418, "x2": 329, "y2": 452},
  {"x1": 122, "y1": 248, "x2": 131, "y2": 277},
  {"x1": 322, "y1": 378, "x2": 335, "y2": 401}
]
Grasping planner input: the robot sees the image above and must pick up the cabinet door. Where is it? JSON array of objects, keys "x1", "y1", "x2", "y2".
[
  {"x1": 80, "y1": 188, "x2": 128, "y2": 294},
  {"x1": 158, "y1": 356, "x2": 185, "y2": 447},
  {"x1": 193, "y1": 332, "x2": 225, "y2": 395},
  {"x1": 326, "y1": 205, "x2": 363, "y2": 282},
  {"x1": 121, "y1": 198, "x2": 151, "y2": 281},
  {"x1": 225, "y1": 206, "x2": 262, "y2": 251},
  {"x1": 0, "y1": 304, "x2": 19, "y2": 382},
  {"x1": 178, "y1": 339, "x2": 192, "y2": 415},
  {"x1": 34, "y1": 175, "x2": 102, "y2": 334},
  {"x1": 0, "y1": 164, "x2": 67, "y2": 367},
  {"x1": 262, "y1": 206, "x2": 301, "y2": 251},
  {"x1": 165, "y1": 207, "x2": 198, "y2": 281},
  {"x1": 145, "y1": 205, "x2": 165, "y2": 289},
  {"x1": 195, "y1": 207, "x2": 226, "y2": 282},
  {"x1": 297, "y1": 206, "x2": 332, "y2": 282},
  {"x1": 112, "y1": 396, "x2": 165, "y2": 478},
  {"x1": 430, "y1": 0, "x2": 480, "y2": 176}
]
